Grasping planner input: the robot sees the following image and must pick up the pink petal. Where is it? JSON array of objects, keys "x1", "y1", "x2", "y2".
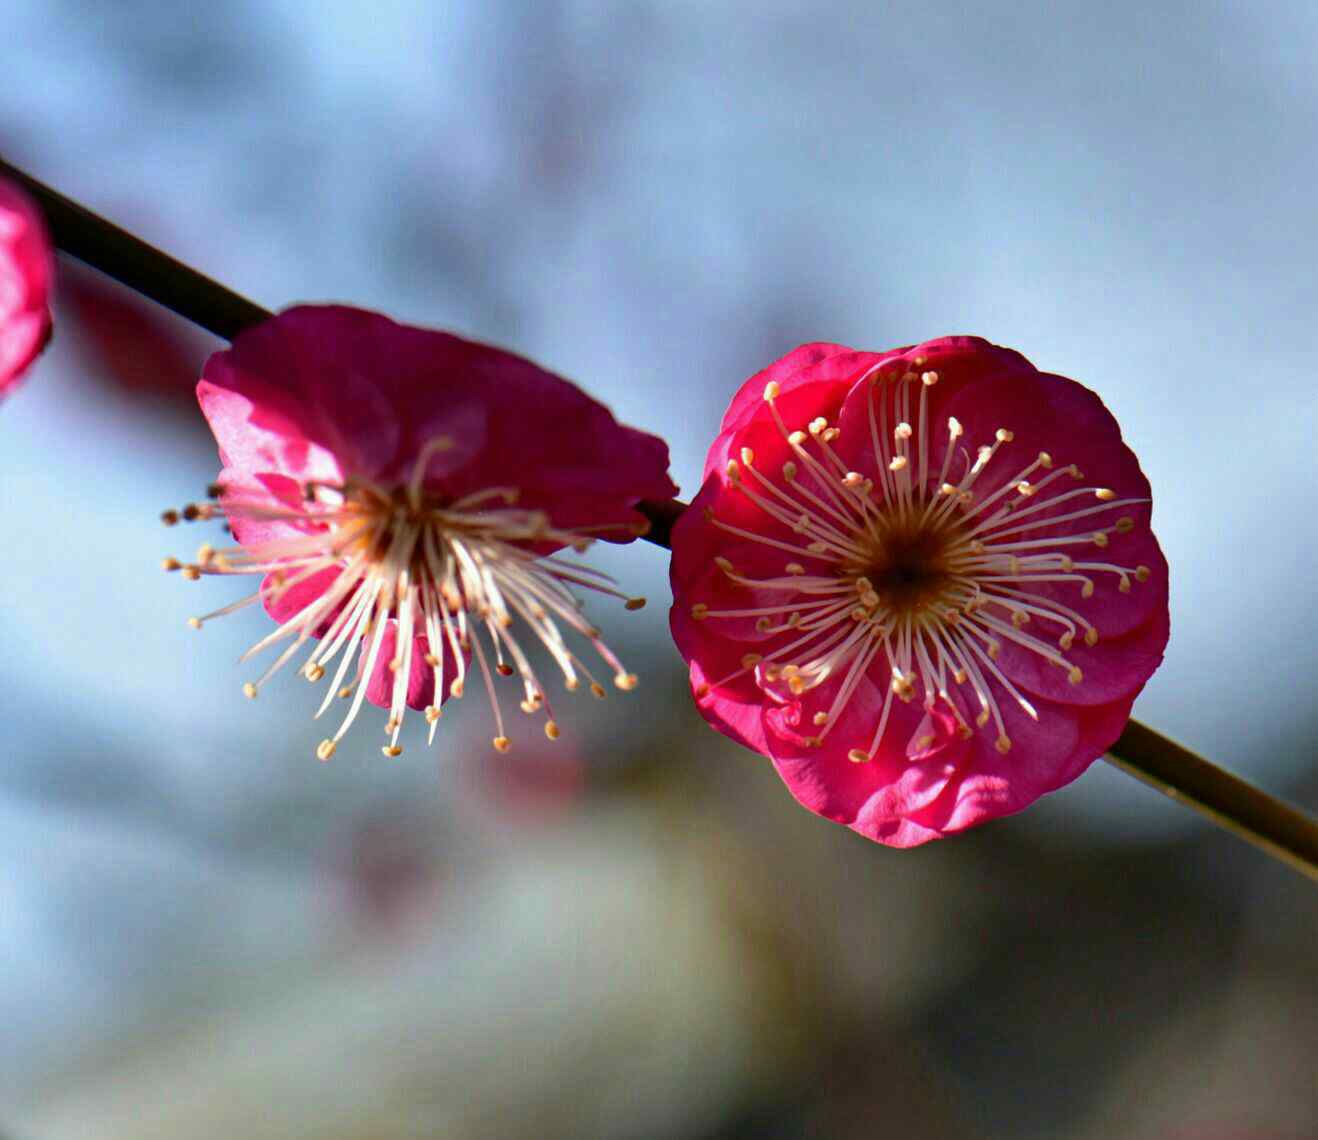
[{"x1": 0, "y1": 178, "x2": 53, "y2": 397}]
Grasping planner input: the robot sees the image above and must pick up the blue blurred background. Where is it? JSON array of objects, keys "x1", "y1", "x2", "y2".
[{"x1": 1, "y1": 3, "x2": 1315, "y2": 1138}]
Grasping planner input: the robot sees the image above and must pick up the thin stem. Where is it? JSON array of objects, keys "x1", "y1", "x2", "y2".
[
  {"x1": 9, "y1": 156, "x2": 1317, "y2": 879},
  {"x1": 1104, "y1": 722, "x2": 1318, "y2": 881},
  {"x1": 0, "y1": 156, "x2": 268, "y2": 341}
]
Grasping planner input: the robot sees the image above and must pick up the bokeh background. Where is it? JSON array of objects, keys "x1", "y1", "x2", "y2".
[{"x1": 2, "y1": 2, "x2": 1315, "y2": 1137}]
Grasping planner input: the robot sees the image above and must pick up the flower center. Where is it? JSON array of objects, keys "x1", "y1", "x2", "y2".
[
  {"x1": 849, "y1": 519, "x2": 952, "y2": 615},
  {"x1": 163, "y1": 439, "x2": 645, "y2": 760},
  {"x1": 690, "y1": 362, "x2": 1152, "y2": 761}
]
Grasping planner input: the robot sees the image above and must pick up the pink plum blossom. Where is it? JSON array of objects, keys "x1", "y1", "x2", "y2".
[
  {"x1": 0, "y1": 177, "x2": 53, "y2": 397},
  {"x1": 671, "y1": 337, "x2": 1169, "y2": 847},
  {"x1": 167, "y1": 305, "x2": 676, "y2": 759}
]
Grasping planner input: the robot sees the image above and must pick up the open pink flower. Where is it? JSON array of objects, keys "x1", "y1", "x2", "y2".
[
  {"x1": 166, "y1": 305, "x2": 676, "y2": 759},
  {"x1": 0, "y1": 177, "x2": 54, "y2": 396},
  {"x1": 671, "y1": 338, "x2": 1168, "y2": 847}
]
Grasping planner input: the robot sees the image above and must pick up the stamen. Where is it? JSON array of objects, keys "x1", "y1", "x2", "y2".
[
  {"x1": 690, "y1": 354, "x2": 1146, "y2": 762},
  {"x1": 169, "y1": 449, "x2": 646, "y2": 753}
]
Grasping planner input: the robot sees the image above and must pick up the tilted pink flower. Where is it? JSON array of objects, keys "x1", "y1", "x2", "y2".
[
  {"x1": 0, "y1": 177, "x2": 54, "y2": 396},
  {"x1": 670, "y1": 338, "x2": 1169, "y2": 847},
  {"x1": 167, "y1": 305, "x2": 676, "y2": 759}
]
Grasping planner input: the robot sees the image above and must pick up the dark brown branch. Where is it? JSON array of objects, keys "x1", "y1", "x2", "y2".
[{"x1": 3, "y1": 156, "x2": 273, "y2": 341}]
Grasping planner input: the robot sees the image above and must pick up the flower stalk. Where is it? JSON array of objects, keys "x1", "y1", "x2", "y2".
[{"x1": 6, "y1": 154, "x2": 1314, "y2": 880}]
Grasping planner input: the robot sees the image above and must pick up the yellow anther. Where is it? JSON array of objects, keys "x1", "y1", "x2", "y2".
[
  {"x1": 693, "y1": 682, "x2": 710, "y2": 699},
  {"x1": 614, "y1": 672, "x2": 638, "y2": 691},
  {"x1": 424, "y1": 653, "x2": 439, "y2": 667},
  {"x1": 424, "y1": 705, "x2": 441, "y2": 724},
  {"x1": 1084, "y1": 628, "x2": 1099, "y2": 647},
  {"x1": 808, "y1": 417, "x2": 827, "y2": 435},
  {"x1": 740, "y1": 653, "x2": 763, "y2": 669},
  {"x1": 1068, "y1": 666, "x2": 1083, "y2": 685},
  {"x1": 545, "y1": 721, "x2": 561, "y2": 740},
  {"x1": 782, "y1": 460, "x2": 798, "y2": 479},
  {"x1": 763, "y1": 380, "x2": 780, "y2": 400},
  {"x1": 843, "y1": 471, "x2": 864, "y2": 487},
  {"x1": 954, "y1": 669, "x2": 969, "y2": 685},
  {"x1": 894, "y1": 421, "x2": 913, "y2": 440},
  {"x1": 590, "y1": 682, "x2": 606, "y2": 699},
  {"x1": 921, "y1": 370, "x2": 939, "y2": 386},
  {"x1": 690, "y1": 603, "x2": 709, "y2": 620},
  {"x1": 714, "y1": 556, "x2": 735, "y2": 573},
  {"x1": 1115, "y1": 517, "x2": 1135, "y2": 533},
  {"x1": 1060, "y1": 555, "x2": 1074, "y2": 571},
  {"x1": 1092, "y1": 532, "x2": 1109, "y2": 548},
  {"x1": 889, "y1": 455, "x2": 908, "y2": 472},
  {"x1": 913, "y1": 734, "x2": 935, "y2": 751},
  {"x1": 1135, "y1": 564, "x2": 1151, "y2": 582},
  {"x1": 1118, "y1": 576, "x2": 1132, "y2": 594},
  {"x1": 1037, "y1": 451, "x2": 1053, "y2": 468},
  {"x1": 382, "y1": 745, "x2": 403, "y2": 758},
  {"x1": 1095, "y1": 488, "x2": 1117, "y2": 501},
  {"x1": 947, "y1": 416, "x2": 963, "y2": 438},
  {"x1": 316, "y1": 740, "x2": 336, "y2": 761},
  {"x1": 304, "y1": 663, "x2": 325, "y2": 682},
  {"x1": 847, "y1": 748, "x2": 870, "y2": 764},
  {"x1": 1016, "y1": 481, "x2": 1034, "y2": 497},
  {"x1": 812, "y1": 712, "x2": 829, "y2": 726},
  {"x1": 492, "y1": 736, "x2": 511, "y2": 752},
  {"x1": 338, "y1": 686, "x2": 355, "y2": 699},
  {"x1": 187, "y1": 617, "x2": 202, "y2": 630},
  {"x1": 740, "y1": 446, "x2": 755, "y2": 466},
  {"x1": 160, "y1": 509, "x2": 180, "y2": 526},
  {"x1": 806, "y1": 541, "x2": 829, "y2": 553},
  {"x1": 940, "y1": 482, "x2": 957, "y2": 496},
  {"x1": 1059, "y1": 631, "x2": 1075, "y2": 650},
  {"x1": 1081, "y1": 580, "x2": 1095, "y2": 598},
  {"x1": 976, "y1": 709, "x2": 991, "y2": 727},
  {"x1": 994, "y1": 734, "x2": 1012, "y2": 754},
  {"x1": 756, "y1": 617, "x2": 774, "y2": 632},
  {"x1": 450, "y1": 678, "x2": 465, "y2": 698},
  {"x1": 788, "y1": 430, "x2": 808, "y2": 446},
  {"x1": 181, "y1": 565, "x2": 201, "y2": 581},
  {"x1": 161, "y1": 557, "x2": 182, "y2": 572},
  {"x1": 822, "y1": 427, "x2": 839, "y2": 442},
  {"x1": 725, "y1": 459, "x2": 740, "y2": 481},
  {"x1": 242, "y1": 682, "x2": 258, "y2": 699},
  {"x1": 995, "y1": 428, "x2": 1014, "y2": 442},
  {"x1": 785, "y1": 562, "x2": 805, "y2": 575}
]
